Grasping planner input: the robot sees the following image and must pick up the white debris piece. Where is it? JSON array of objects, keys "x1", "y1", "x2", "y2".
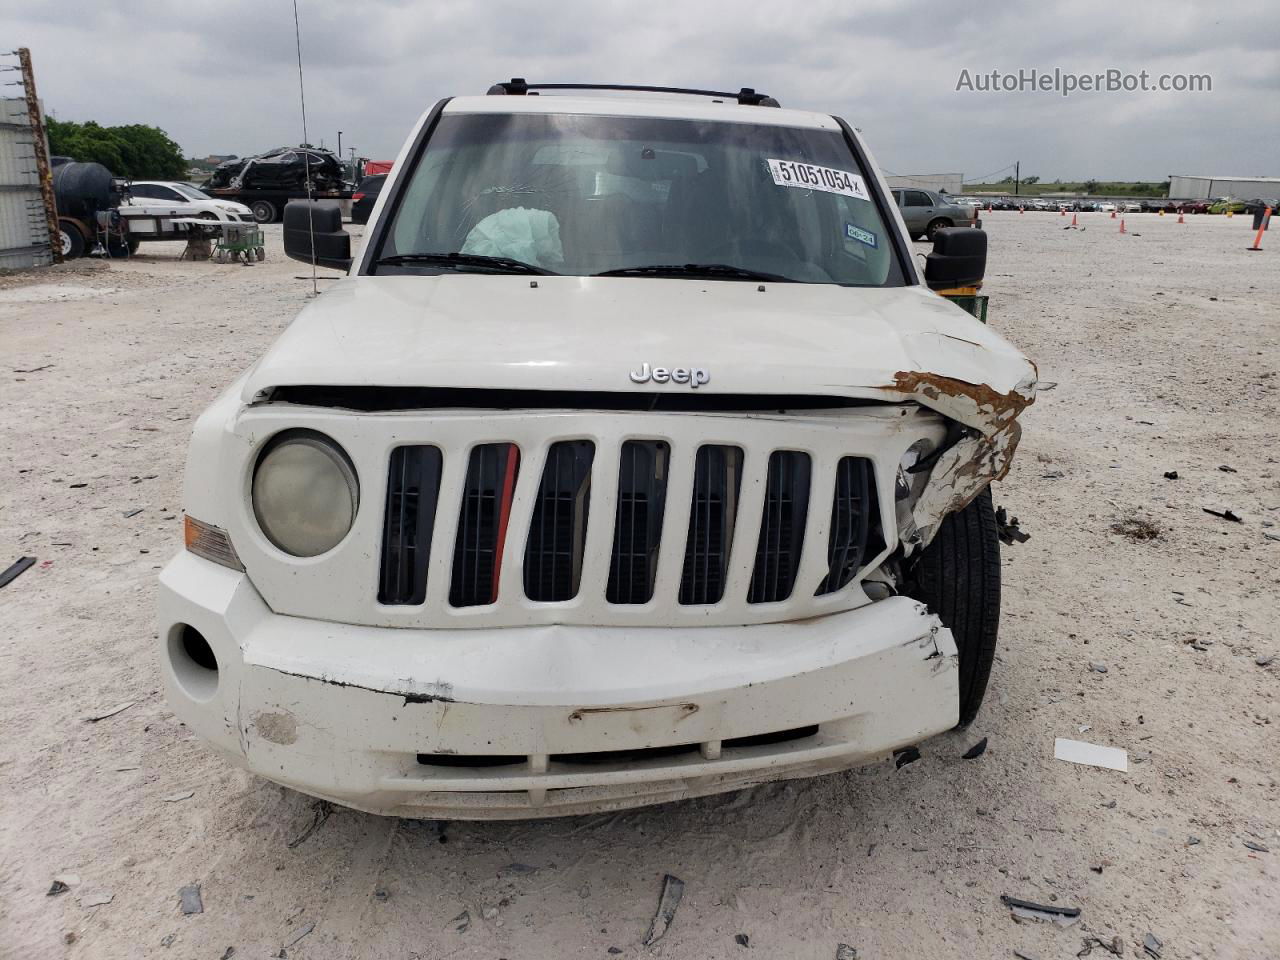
[{"x1": 1054, "y1": 737, "x2": 1128, "y2": 772}]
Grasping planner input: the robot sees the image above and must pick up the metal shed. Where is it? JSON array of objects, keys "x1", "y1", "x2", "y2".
[
  {"x1": 1168, "y1": 175, "x2": 1280, "y2": 200},
  {"x1": 0, "y1": 49, "x2": 57, "y2": 269},
  {"x1": 884, "y1": 172, "x2": 965, "y2": 195}
]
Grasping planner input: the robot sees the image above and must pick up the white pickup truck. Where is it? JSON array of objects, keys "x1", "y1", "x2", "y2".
[{"x1": 159, "y1": 80, "x2": 1036, "y2": 819}]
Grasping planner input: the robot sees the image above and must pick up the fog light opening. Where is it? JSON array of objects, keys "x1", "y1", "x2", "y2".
[{"x1": 167, "y1": 623, "x2": 219, "y2": 702}]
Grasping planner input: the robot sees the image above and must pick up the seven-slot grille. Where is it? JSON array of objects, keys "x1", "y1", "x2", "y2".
[{"x1": 379, "y1": 441, "x2": 880, "y2": 609}]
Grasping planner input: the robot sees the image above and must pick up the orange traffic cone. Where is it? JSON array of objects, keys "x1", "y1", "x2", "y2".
[
  {"x1": 1177, "y1": 211, "x2": 1185, "y2": 224},
  {"x1": 1019, "y1": 206, "x2": 1024, "y2": 214},
  {"x1": 1071, "y1": 213, "x2": 1078, "y2": 226},
  {"x1": 1247, "y1": 206, "x2": 1272, "y2": 251},
  {"x1": 1119, "y1": 218, "x2": 1126, "y2": 234},
  {"x1": 987, "y1": 203, "x2": 992, "y2": 212},
  {"x1": 1060, "y1": 207, "x2": 1066, "y2": 216},
  {"x1": 1110, "y1": 209, "x2": 1116, "y2": 219}
]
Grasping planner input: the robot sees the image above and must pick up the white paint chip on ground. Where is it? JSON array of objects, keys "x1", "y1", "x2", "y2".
[
  {"x1": 162, "y1": 791, "x2": 195, "y2": 803},
  {"x1": 1055, "y1": 737, "x2": 1128, "y2": 772},
  {"x1": 79, "y1": 890, "x2": 114, "y2": 907}
]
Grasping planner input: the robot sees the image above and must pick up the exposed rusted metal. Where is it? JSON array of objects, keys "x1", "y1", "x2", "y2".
[
  {"x1": 891, "y1": 369, "x2": 1035, "y2": 431},
  {"x1": 889, "y1": 368, "x2": 1037, "y2": 546},
  {"x1": 16, "y1": 48, "x2": 61, "y2": 264}
]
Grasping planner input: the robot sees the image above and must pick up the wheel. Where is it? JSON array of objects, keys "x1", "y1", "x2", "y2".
[
  {"x1": 903, "y1": 486, "x2": 1001, "y2": 726},
  {"x1": 106, "y1": 235, "x2": 130, "y2": 258},
  {"x1": 255, "y1": 246, "x2": 265, "y2": 261},
  {"x1": 127, "y1": 238, "x2": 141, "y2": 255},
  {"x1": 250, "y1": 199, "x2": 277, "y2": 224},
  {"x1": 59, "y1": 222, "x2": 85, "y2": 259},
  {"x1": 925, "y1": 218, "x2": 953, "y2": 241}
]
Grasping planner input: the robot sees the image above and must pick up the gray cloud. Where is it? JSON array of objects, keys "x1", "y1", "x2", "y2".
[{"x1": 9, "y1": 0, "x2": 1276, "y2": 180}]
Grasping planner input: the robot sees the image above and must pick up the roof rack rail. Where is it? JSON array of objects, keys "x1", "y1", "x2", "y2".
[{"x1": 485, "y1": 79, "x2": 780, "y2": 107}]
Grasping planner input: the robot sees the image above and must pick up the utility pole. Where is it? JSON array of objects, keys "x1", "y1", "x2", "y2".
[
  {"x1": 337, "y1": 130, "x2": 342, "y2": 162},
  {"x1": 17, "y1": 48, "x2": 62, "y2": 264},
  {"x1": 1014, "y1": 160, "x2": 1020, "y2": 197}
]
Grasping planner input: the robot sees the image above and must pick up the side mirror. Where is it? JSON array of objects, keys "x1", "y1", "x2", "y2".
[
  {"x1": 923, "y1": 227, "x2": 986, "y2": 291},
  {"x1": 283, "y1": 200, "x2": 352, "y2": 271}
]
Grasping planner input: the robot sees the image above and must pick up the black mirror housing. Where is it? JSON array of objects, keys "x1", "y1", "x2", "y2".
[
  {"x1": 923, "y1": 227, "x2": 987, "y2": 291},
  {"x1": 283, "y1": 200, "x2": 352, "y2": 271}
]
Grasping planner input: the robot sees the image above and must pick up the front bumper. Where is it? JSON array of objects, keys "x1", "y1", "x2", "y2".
[{"x1": 159, "y1": 552, "x2": 959, "y2": 819}]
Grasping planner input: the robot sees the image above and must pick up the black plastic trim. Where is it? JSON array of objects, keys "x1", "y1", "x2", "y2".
[
  {"x1": 487, "y1": 79, "x2": 779, "y2": 106},
  {"x1": 266, "y1": 385, "x2": 892, "y2": 414}
]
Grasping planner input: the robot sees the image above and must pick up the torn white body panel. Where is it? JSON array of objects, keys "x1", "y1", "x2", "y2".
[{"x1": 159, "y1": 552, "x2": 959, "y2": 819}]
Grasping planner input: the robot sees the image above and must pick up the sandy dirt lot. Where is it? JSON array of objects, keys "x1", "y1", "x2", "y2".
[{"x1": 2, "y1": 212, "x2": 1277, "y2": 959}]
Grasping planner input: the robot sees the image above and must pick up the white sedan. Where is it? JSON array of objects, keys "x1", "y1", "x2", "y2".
[{"x1": 127, "y1": 181, "x2": 255, "y2": 222}]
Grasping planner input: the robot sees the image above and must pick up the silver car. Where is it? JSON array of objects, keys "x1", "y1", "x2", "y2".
[{"x1": 890, "y1": 188, "x2": 972, "y2": 240}]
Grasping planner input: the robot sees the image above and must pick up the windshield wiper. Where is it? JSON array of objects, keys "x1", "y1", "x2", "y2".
[
  {"x1": 375, "y1": 252, "x2": 557, "y2": 275},
  {"x1": 594, "y1": 263, "x2": 796, "y2": 282}
]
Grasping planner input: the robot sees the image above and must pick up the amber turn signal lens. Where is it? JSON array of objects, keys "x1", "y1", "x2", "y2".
[{"x1": 184, "y1": 515, "x2": 244, "y2": 571}]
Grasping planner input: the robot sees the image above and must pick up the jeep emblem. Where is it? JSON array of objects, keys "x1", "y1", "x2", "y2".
[{"x1": 629, "y1": 363, "x2": 710, "y2": 389}]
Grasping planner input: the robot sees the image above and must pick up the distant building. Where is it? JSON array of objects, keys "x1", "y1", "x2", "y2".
[
  {"x1": 884, "y1": 172, "x2": 964, "y2": 195},
  {"x1": 1168, "y1": 175, "x2": 1280, "y2": 200}
]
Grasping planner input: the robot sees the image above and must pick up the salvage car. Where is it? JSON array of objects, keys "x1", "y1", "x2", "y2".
[
  {"x1": 127, "y1": 181, "x2": 255, "y2": 223},
  {"x1": 350, "y1": 173, "x2": 386, "y2": 225},
  {"x1": 160, "y1": 80, "x2": 1037, "y2": 819},
  {"x1": 890, "y1": 187, "x2": 973, "y2": 239}
]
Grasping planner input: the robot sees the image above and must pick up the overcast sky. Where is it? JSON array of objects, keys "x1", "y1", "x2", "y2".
[{"x1": 8, "y1": 0, "x2": 1277, "y2": 181}]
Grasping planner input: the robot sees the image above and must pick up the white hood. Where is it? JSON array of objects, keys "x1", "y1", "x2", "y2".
[{"x1": 243, "y1": 276, "x2": 1035, "y2": 419}]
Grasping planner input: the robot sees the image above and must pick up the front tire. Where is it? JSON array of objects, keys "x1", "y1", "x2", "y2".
[
  {"x1": 903, "y1": 486, "x2": 1001, "y2": 726},
  {"x1": 926, "y1": 218, "x2": 953, "y2": 241}
]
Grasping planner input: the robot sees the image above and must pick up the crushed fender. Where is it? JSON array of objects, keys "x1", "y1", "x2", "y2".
[{"x1": 890, "y1": 368, "x2": 1036, "y2": 548}]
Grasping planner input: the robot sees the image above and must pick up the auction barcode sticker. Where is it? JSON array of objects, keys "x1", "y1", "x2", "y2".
[{"x1": 767, "y1": 159, "x2": 870, "y2": 201}]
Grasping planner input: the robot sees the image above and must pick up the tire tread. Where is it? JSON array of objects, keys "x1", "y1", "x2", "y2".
[{"x1": 905, "y1": 487, "x2": 1001, "y2": 726}]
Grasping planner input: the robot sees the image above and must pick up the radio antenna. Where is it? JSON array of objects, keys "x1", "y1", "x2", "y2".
[{"x1": 292, "y1": 0, "x2": 318, "y2": 295}]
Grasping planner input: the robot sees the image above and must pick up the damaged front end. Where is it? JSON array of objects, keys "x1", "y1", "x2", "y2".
[{"x1": 886, "y1": 360, "x2": 1037, "y2": 557}]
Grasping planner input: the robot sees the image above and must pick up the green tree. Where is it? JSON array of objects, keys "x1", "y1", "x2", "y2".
[
  {"x1": 1083, "y1": 179, "x2": 1100, "y2": 194},
  {"x1": 1023, "y1": 175, "x2": 1040, "y2": 185},
  {"x1": 46, "y1": 117, "x2": 185, "y2": 179}
]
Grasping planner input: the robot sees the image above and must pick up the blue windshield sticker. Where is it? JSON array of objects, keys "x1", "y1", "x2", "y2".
[{"x1": 845, "y1": 223, "x2": 878, "y2": 248}]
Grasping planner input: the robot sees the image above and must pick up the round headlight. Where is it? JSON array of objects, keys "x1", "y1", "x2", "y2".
[{"x1": 252, "y1": 431, "x2": 358, "y2": 557}]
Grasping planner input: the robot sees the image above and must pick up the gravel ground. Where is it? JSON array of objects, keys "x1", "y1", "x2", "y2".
[{"x1": 1, "y1": 212, "x2": 1277, "y2": 959}]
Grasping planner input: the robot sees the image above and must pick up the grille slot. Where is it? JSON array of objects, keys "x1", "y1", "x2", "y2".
[
  {"x1": 524, "y1": 441, "x2": 595, "y2": 602},
  {"x1": 748, "y1": 451, "x2": 812, "y2": 604},
  {"x1": 606, "y1": 440, "x2": 670, "y2": 604},
  {"x1": 817, "y1": 457, "x2": 874, "y2": 595},
  {"x1": 679, "y1": 445, "x2": 744, "y2": 605},
  {"x1": 378, "y1": 445, "x2": 443, "y2": 605},
  {"x1": 449, "y1": 443, "x2": 520, "y2": 607}
]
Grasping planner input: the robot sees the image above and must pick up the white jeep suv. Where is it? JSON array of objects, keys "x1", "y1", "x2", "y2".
[{"x1": 159, "y1": 80, "x2": 1036, "y2": 819}]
